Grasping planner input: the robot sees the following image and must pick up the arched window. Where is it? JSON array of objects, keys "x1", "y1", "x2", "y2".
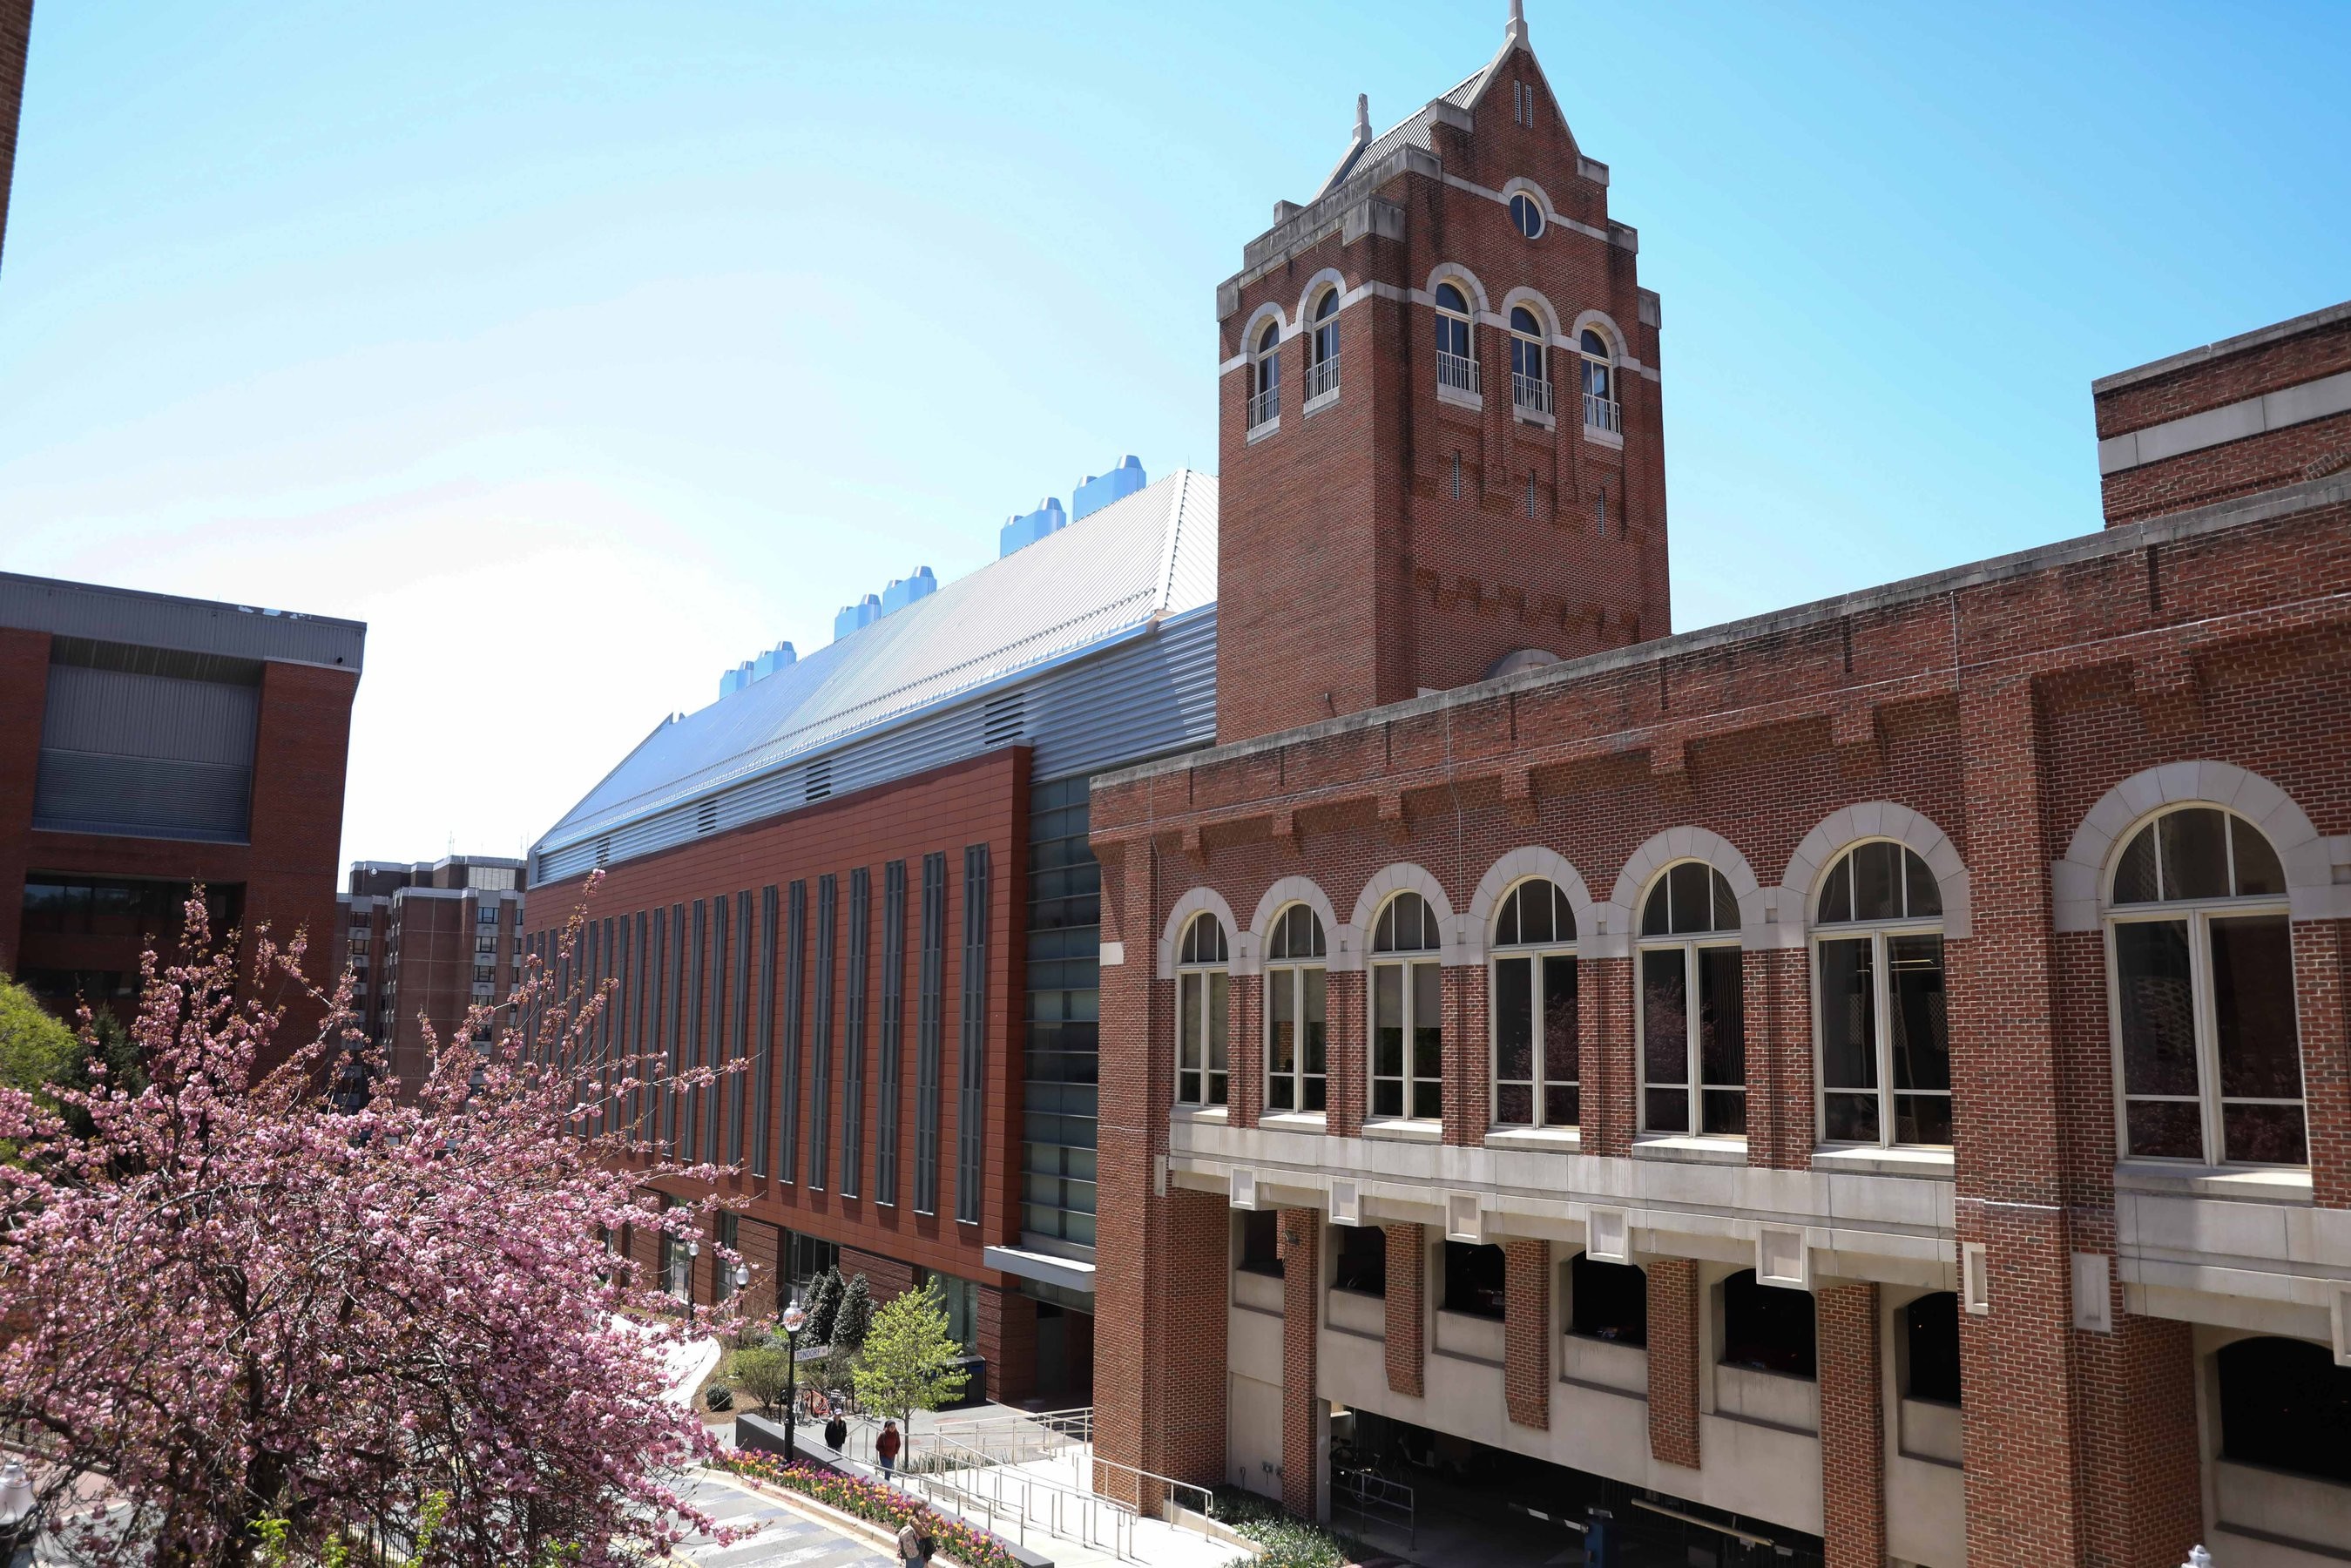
[
  {"x1": 1247, "y1": 321, "x2": 1280, "y2": 431},
  {"x1": 1492, "y1": 878, "x2": 1577, "y2": 1128},
  {"x1": 1509, "y1": 306, "x2": 1552, "y2": 417},
  {"x1": 1638, "y1": 862, "x2": 1744, "y2": 1136},
  {"x1": 1579, "y1": 328, "x2": 1620, "y2": 434},
  {"x1": 1814, "y1": 841, "x2": 1950, "y2": 1148},
  {"x1": 2109, "y1": 806, "x2": 2301, "y2": 1165},
  {"x1": 2217, "y1": 1336, "x2": 2351, "y2": 1484},
  {"x1": 1509, "y1": 192, "x2": 1544, "y2": 240},
  {"x1": 1175, "y1": 913, "x2": 1229, "y2": 1107},
  {"x1": 1307, "y1": 287, "x2": 1341, "y2": 403},
  {"x1": 1265, "y1": 903, "x2": 1328, "y2": 1114},
  {"x1": 1433, "y1": 281, "x2": 1477, "y2": 396},
  {"x1": 1371, "y1": 891, "x2": 1442, "y2": 1121}
]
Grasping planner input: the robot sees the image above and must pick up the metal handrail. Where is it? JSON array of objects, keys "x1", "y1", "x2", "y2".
[
  {"x1": 1085, "y1": 1448, "x2": 1215, "y2": 1533},
  {"x1": 836, "y1": 1412, "x2": 1138, "y2": 1560},
  {"x1": 1512, "y1": 372, "x2": 1554, "y2": 416},
  {"x1": 1333, "y1": 1463, "x2": 1415, "y2": 1548},
  {"x1": 1436, "y1": 350, "x2": 1481, "y2": 396},
  {"x1": 1246, "y1": 385, "x2": 1278, "y2": 429},
  {"x1": 1583, "y1": 391, "x2": 1622, "y2": 433},
  {"x1": 1306, "y1": 353, "x2": 1341, "y2": 402}
]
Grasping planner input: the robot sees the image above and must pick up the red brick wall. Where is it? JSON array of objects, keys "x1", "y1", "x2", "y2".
[
  {"x1": 1816, "y1": 1283, "x2": 1885, "y2": 1568},
  {"x1": 530, "y1": 748, "x2": 1029, "y2": 1311},
  {"x1": 1503, "y1": 1239, "x2": 1550, "y2": 1431},
  {"x1": 978, "y1": 1285, "x2": 1037, "y2": 1405},
  {"x1": 1384, "y1": 1222, "x2": 1425, "y2": 1397},
  {"x1": 1278, "y1": 1208, "x2": 1321, "y2": 1517},
  {"x1": 1645, "y1": 1258, "x2": 1699, "y2": 1470},
  {"x1": 2299, "y1": 919, "x2": 2351, "y2": 1207}
]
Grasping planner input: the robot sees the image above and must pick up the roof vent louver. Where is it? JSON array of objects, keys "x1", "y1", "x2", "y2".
[
  {"x1": 983, "y1": 692, "x2": 1026, "y2": 747},
  {"x1": 804, "y1": 758, "x2": 833, "y2": 802},
  {"x1": 596, "y1": 836, "x2": 611, "y2": 867},
  {"x1": 835, "y1": 568, "x2": 936, "y2": 641},
  {"x1": 695, "y1": 799, "x2": 719, "y2": 835}
]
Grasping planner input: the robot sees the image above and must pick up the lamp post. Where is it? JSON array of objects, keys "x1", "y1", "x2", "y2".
[
  {"x1": 780, "y1": 1301, "x2": 807, "y2": 1463},
  {"x1": 0, "y1": 1456, "x2": 37, "y2": 1560},
  {"x1": 684, "y1": 1239, "x2": 701, "y2": 1329}
]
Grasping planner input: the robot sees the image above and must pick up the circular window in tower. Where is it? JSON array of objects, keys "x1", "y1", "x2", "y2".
[{"x1": 1510, "y1": 193, "x2": 1544, "y2": 239}]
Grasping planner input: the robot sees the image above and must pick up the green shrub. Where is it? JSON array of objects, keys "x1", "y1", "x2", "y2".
[
  {"x1": 704, "y1": 1382, "x2": 734, "y2": 1412},
  {"x1": 1207, "y1": 1487, "x2": 1367, "y2": 1568}
]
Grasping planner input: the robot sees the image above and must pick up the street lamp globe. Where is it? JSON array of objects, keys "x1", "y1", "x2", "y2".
[
  {"x1": 781, "y1": 1303, "x2": 807, "y2": 1335},
  {"x1": 0, "y1": 1456, "x2": 37, "y2": 1531}
]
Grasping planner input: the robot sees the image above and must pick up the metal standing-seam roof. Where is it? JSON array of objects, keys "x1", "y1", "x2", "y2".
[{"x1": 534, "y1": 470, "x2": 1218, "y2": 862}]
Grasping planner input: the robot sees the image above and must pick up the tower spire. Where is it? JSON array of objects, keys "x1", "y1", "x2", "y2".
[
  {"x1": 1508, "y1": 0, "x2": 1528, "y2": 44},
  {"x1": 1355, "y1": 92, "x2": 1369, "y2": 140}
]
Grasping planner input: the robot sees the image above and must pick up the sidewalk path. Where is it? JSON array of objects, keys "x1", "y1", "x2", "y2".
[{"x1": 668, "y1": 1473, "x2": 893, "y2": 1568}]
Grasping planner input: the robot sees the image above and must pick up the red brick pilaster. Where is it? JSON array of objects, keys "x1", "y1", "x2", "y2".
[
  {"x1": 739, "y1": 1218, "x2": 783, "y2": 1320},
  {"x1": 1745, "y1": 945, "x2": 1814, "y2": 1170},
  {"x1": 1384, "y1": 1222, "x2": 1425, "y2": 1396},
  {"x1": 1584, "y1": 955, "x2": 1635, "y2": 1156},
  {"x1": 1503, "y1": 1239, "x2": 1550, "y2": 1430},
  {"x1": 1442, "y1": 963, "x2": 1484, "y2": 1145},
  {"x1": 978, "y1": 1285, "x2": 1038, "y2": 1405},
  {"x1": 2074, "y1": 1302, "x2": 2202, "y2": 1567},
  {"x1": 1278, "y1": 1209, "x2": 1321, "y2": 1518},
  {"x1": 2296, "y1": 919, "x2": 2351, "y2": 1206},
  {"x1": 1232, "y1": 970, "x2": 1263, "y2": 1129},
  {"x1": 1816, "y1": 1283, "x2": 1885, "y2": 1568},
  {"x1": 1645, "y1": 1257, "x2": 1700, "y2": 1470},
  {"x1": 1328, "y1": 969, "x2": 1367, "y2": 1137},
  {"x1": 0, "y1": 628, "x2": 47, "y2": 978}
]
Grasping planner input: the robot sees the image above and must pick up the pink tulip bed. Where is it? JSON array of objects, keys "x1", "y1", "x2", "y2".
[{"x1": 719, "y1": 1453, "x2": 1028, "y2": 1568}]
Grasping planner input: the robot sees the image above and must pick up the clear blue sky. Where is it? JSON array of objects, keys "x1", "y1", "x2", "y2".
[{"x1": 3, "y1": 1, "x2": 2345, "y2": 869}]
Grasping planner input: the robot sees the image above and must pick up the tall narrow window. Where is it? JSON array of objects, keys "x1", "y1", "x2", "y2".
[
  {"x1": 692, "y1": 898, "x2": 713, "y2": 1164},
  {"x1": 1638, "y1": 862, "x2": 1744, "y2": 1136},
  {"x1": 2110, "y1": 806, "x2": 2301, "y2": 1165},
  {"x1": 752, "y1": 888, "x2": 776, "y2": 1176},
  {"x1": 1510, "y1": 306, "x2": 1551, "y2": 417},
  {"x1": 631, "y1": 909, "x2": 652, "y2": 1143},
  {"x1": 1815, "y1": 841, "x2": 1949, "y2": 1147},
  {"x1": 956, "y1": 843, "x2": 991, "y2": 1226},
  {"x1": 810, "y1": 875, "x2": 834, "y2": 1190},
  {"x1": 1450, "y1": 451, "x2": 1463, "y2": 498},
  {"x1": 1371, "y1": 892, "x2": 1442, "y2": 1121},
  {"x1": 877, "y1": 860, "x2": 907, "y2": 1206},
  {"x1": 1247, "y1": 321, "x2": 1280, "y2": 431},
  {"x1": 1307, "y1": 288, "x2": 1341, "y2": 404},
  {"x1": 1265, "y1": 904, "x2": 1328, "y2": 1114},
  {"x1": 729, "y1": 889, "x2": 751, "y2": 1164},
  {"x1": 842, "y1": 866, "x2": 868, "y2": 1198},
  {"x1": 1491, "y1": 878, "x2": 1578, "y2": 1128},
  {"x1": 1174, "y1": 913, "x2": 1229, "y2": 1107},
  {"x1": 916, "y1": 852, "x2": 947, "y2": 1214},
  {"x1": 1434, "y1": 282, "x2": 1478, "y2": 398},
  {"x1": 1580, "y1": 328, "x2": 1621, "y2": 434},
  {"x1": 780, "y1": 883, "x2": 805, "y2": 1182}
]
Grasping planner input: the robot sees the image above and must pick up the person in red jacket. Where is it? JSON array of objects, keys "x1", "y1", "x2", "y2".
[{"x1": 875, "y1": 1418, "x2": 902, "y2": 1479}]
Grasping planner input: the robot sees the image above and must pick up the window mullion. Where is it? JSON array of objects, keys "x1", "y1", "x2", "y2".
[
  {"x1": 1874, "y1": 930, "x2": 1895, "y2": 1148},
  {"x1": 1686, "y1": 943, "x2": 1702, "y2": 1132},
  {"x1": 2191, "y1": 911, "x2": 2224, "y2": 1166}
]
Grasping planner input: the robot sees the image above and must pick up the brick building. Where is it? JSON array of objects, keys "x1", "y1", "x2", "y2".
[
  {"x1": 332, "y1": 855, "x2": 527, "y2": 1092},
  {"x1": 1086, "y1": 10, "x2": 2351, "y2": 1568},
  {"x1": 0, "y1": 573, "x2": 364, "y2": 1040},
  {"x1": 524, "y1": 466, "x2": 1217, "y2": 1405}
]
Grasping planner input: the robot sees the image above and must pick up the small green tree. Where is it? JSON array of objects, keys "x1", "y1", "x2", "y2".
[
  {"x1": 729, "y1": 1346, "x2": 795, "y2": 1414},
  {"x1": 802, "y1": 1265, "x2": 844, "y2": 1344},
  {"x1": 852, "y1": 1279, "x2": 969, "y2": 1454},
  {"x1": 830, "y1": 1271, "x2": 874, "y2": 1355},
  {"x1": 0, "y1": 973, "x2": 78, "y2": 1110}
]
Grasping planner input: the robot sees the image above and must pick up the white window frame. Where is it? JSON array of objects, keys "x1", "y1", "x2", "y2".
[
  {"x1": 1509, "y1": 192, "x2": 1545, "y2": 240},
  {"x1": 1263, "y1": 902, "x2": 1329, "y2": 1117},
  {"x1": 1509, "y1": 306, "x2": 1552, "y2": 420},
  {"x1": 2104, "y1": 805, "x2": 2302, "y2": 1169},
  {"x1": 1369, "y1": 892, "x2": 1442, "y2": 1124},
  {"x1": 1809, "y1": 841, "x2": 1950, "y2": 1150},
  {"x1": 1635, "y1": 861, "x2": 1745, "y2": 1139},
  {"x1": 1433, "y1": 280, "x2": 1480, "y2": 402},
  {"x1": 1489, "y1": 877, "x2": 1579, "y2": 1130},
  {"x1": 1306, "y1": 287, "x2": 1342, "y2": 409},
  {"x1": 1247, "y1": 322, "x2": 1281, "y2": 434},
  {"x1": 1174, "y1": 913, "x2": 1229, "y2": 1108}
]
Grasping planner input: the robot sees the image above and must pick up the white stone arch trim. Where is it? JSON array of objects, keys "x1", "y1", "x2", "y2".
[
  {"x1": 1603, "y1": 828, "x2": 1789, "y2": 956},
  {"x1": 1422, "y1": 263, "x2": 1492, "y2": 315},
  {"x1": 1782, "y1": 802, "x2": 1972, "y2": 941},
  {"x1": 1246, "y1": 875, "x2": 1347, "y2": 977},
  {"x1": 1239, "y1": 301, "x2": 1288, "y2": 355},
  {"x1": 1157, "y1": 886, "x2": 1242, "y2": 981},
  {"x1": 1569, "y1": 308, "x2": 1627, "y2": 360},
  {"x1": 1461, "y1": 847, "x2": 1600, "y2": 963},
  {"x1": 1498, "y1": 285, "x2": 1562, "y2": 337},
  {"x1": 2051, "y1": 760, "x2": 2343, "y2": 930},
  {"x1": 1348, "y1": 862, "x2": 1469, "y2": 968},
  {"x1": 1294, "y1": 267, "x2": 1349, "y2": 328},
  {"x1": 1499, "y1": 175, "x2": 1556, "y2": 223}
]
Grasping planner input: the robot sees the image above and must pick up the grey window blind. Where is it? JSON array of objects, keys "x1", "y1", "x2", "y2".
[
  {"x1": 665, "y1": 903, "x2": 686, "y2": 1154},
  {"x1": 690, "y1": 898, "x2": 711, "y2": 1164},
  {"x1": 628, "y1": 910, "x2": 648, "y2": 1139},
  {"x1": 956, "y1": 843, "x2": 990, "y2": 1226},
  {"x1": 780, "y1": 881, "x2": 806, "y2": 1183},
  {"x1": 730, "y1": 889, "x2": 751, "y2": 1166},
  {"x1": 843, "y1": 867, "x2": 869, "y2": 1199},
  {"x1": 753, "y1": 886, "x2": 778, "y2": 1178},
  {"x1": 877, "y1": 861, "x2": 907, "y2": 1207},
  {"x1": 34, "y1": 659, "x2": 260, "y2": 843},
  {"x1": 916, "y1": 852, "x2": 947, "y2": 1215},
  {"x1": 811, "y1": 874, "x2": 836, "y2": 1191}
]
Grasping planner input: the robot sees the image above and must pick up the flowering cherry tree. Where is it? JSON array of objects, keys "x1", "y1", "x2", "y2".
[{"x1": 0, "y1": 880, "x2": 740, "y2": 1566}]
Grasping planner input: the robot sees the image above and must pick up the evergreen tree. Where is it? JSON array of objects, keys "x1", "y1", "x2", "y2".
[
  {"x1": 829, "y1": 1272, "x2": 874, "y2": 1355},
  {"x1": 802, "y1": 1265, "x2": 844, "y2": 1345}
]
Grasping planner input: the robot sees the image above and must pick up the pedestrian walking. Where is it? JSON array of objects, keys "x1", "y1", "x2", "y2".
[
  {"x1": 895, "y1": 1518, "x2": 922, "y2": 1565},
  {"x1": 876, "y1": 1418, "x2": 902, "y2": 1478},
  {"x1": 824, "y1": 1410, "x2": 848, "y2": 1452}
]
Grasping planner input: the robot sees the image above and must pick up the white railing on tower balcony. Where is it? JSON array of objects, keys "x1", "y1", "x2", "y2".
[
  {"x1": 1246, "y1": 385, "x2": 1279, "y2": 430},
  {"x1": 1436, "y1": 350, "x2": 1481, "y2": 397},
  {"x1": 1512, "y1": 372, "x2": 1554, "y2": 417},
  {"x1": 1306, "y1": 353, "x2": 1341, "y2": 403},
  {"x1": 1584, "y1": 391, "x2": 1622, "y2": 434}
]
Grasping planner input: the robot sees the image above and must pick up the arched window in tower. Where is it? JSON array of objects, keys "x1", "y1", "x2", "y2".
[
  {"x1": 1175, "y1": 912, "x2": 1230, "y2": 1107},
  {"x1": 1580, "y1": 328, "x2": 1621, "y2": 435},
  {"x1": 1492, "y1": 878, "x2": 1578, "y2": 1128},
  {"x1": 1510, "y1": 306, "x2": 1552, "y2": 419},
  {"x1": 2108, "y1": 805, "x2": 2302, "y2": 1166},
  {"x1": 1638, "y1": 862, "x2": 1745, "y2": 1136},
  {"x1": 1510, "y1": 192, "x2": 1545, "y2": 240},
  {"x1": 1307, "y1": 288, "x2": 1342, "y2": 407},
  {"x1": 1370, "y1": 892, "x2": 1442, "y2": 1122},
  {"x1": 1434, "y1": 282, "x2": 1478, "y2": 398},
  {"x1": 1246, "y1": 321, "x2": 1280, "y2": 433},
  {"x1": 1265, "y1": 903, "x2": 1328, "y2": 1114}
]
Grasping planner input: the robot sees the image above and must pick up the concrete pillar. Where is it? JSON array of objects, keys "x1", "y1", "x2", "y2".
[
  {"x1": 1279, "y1": 1209, "x2": 1321, "y2": 1519},
  {"x1": 1503, "y1": 1239, "x2": 1551, "y2": 1430},
  {"x1": 1817, "y1": 1282, "x2": 1886, "y2": 1568},
  {"x1": 1646, "y1": 1257, "x2": 1701, "y2": 1470},
  {"x1": 1384, "y1": 1222, "x2": 1425, "y2": 1397}
]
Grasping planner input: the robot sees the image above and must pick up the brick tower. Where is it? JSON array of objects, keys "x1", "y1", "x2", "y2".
[{"x1": 1213, "y1": 0, "x2": 1670, "y2": 746}]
